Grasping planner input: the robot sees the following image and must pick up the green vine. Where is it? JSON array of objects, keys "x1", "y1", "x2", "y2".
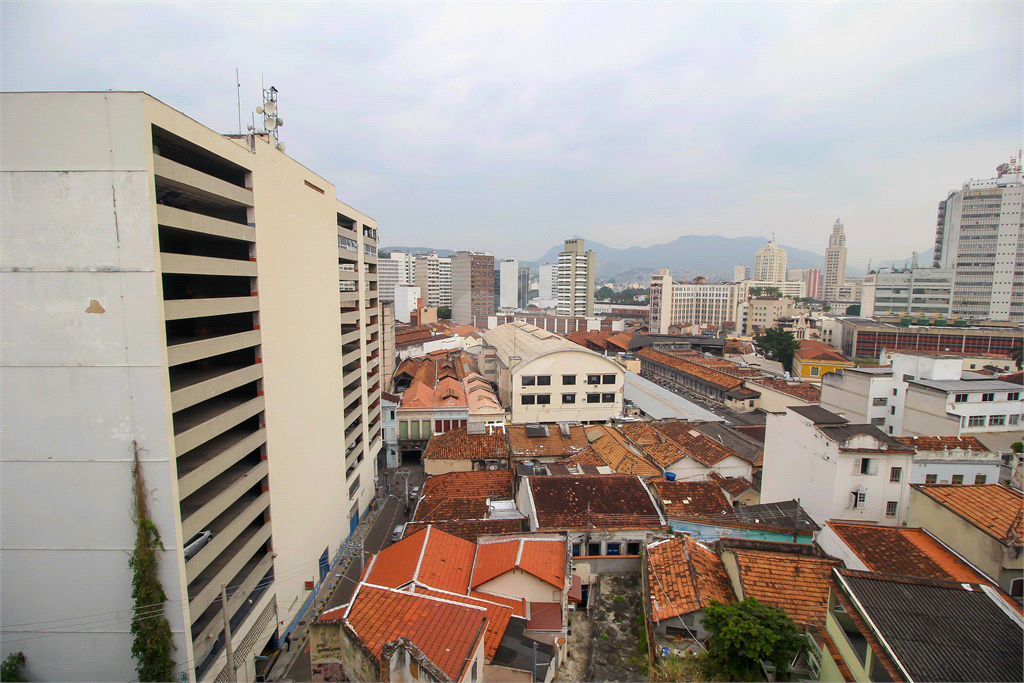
[{"x1": 130, "y1": 443, "x2": 177, "y2": 682}]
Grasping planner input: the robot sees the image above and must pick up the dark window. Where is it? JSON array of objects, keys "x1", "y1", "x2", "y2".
[
  {"x1": 537, "y1": 375, "x2": 551, "y2": 386},
  {"x1": 982, "y1": 393, "x2": 994, "y2": 402},
  {"x1": 587, "y1": 374, "x2": 601, "y2": 385},
  {"x1": 537, "y1": 394, "x2": 551, "y2": 405},
  {"x1": 588, "y1": 542, "x2": 601, "y2": 556},
  {"x1": 893, "y1": 388, "x2": 898, "y2": 396},
  {"x1": 602, "y1": 393, "x2": 615, "y2": 403},
  {"x1": 951, "y1": 474, "x2": 964, "y2": 485},
  {"x1": 522, "y1": 376, "x2": 536, "y2": 386},
  {"x1": 562, "y1": 393, "x2": 576, "y2": 404},
  {"x1": 606, "y1": 542, "x2": 621, "y2": 556},
  {"x1": 563, "y1": 375, "x2": 576, "y2": 385},
  {"x1": 974, "y1": 474, "x2": 987, "y2": 485},
  {"x1": 587, "y1": 393, "x2": 601, "y2": 404},
  {"x1": 627, "y1": 542, "x2": 641, "y2": 556},
  {"x1": 1009, "y1": 392, "x2": 1020, "y2": 401},
  {"x1": 925, "y1": 474, "x2": 938, "y2": 484},
  {"x1": 521, "y1": 395, "x2": 536, "y2": 405},
  {"x1": 885, "y1": 501, "x2": 898, "y2": 517},
  {"x1": 890, "y1": 467, "x2": 902, "y2": 482},
  {"x1": 602, "y1": 374, "x2": 616, "y2": 384},
  {"x1": 954, "y1": 393, "x2": 968, "y2": 403},
  {"x1": 860, "y1": 458, "x2": 871, "y2": 474},
  {"x1": 572, "y1": 543, "x2": 580, "y2": 557}
]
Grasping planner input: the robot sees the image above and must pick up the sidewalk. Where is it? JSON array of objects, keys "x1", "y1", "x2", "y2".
[{"x1": 266, "y1": 494, "x2": 403, "y2": 682}]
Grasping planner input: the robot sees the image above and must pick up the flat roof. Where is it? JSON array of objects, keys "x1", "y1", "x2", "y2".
[
  {"x1": 623, "y1": 372, "x2": 724, "y2": 422},
  {"x1": 909, "y1": 378, "x2": 1023, "y2": 392}
]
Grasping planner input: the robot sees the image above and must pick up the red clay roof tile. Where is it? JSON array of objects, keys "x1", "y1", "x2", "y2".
[
  {"x1": 646, "y1": 535, "x2": 735, "y2": 621},
  {"x1": 729, "y1": 548, "x2": 841, "y2": 628},
  {"x1": 912, "y1": 484, "x2": 1023, "y2": 545},
  {"x1": 471, "y1": 537, "x2": 566, "y2": 589},
  {"x1": 423, "y1": 427, "x2": 510, "y2": 461}
]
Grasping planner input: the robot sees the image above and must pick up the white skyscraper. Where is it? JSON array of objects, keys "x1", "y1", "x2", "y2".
[
  {"x1": 753, "y1": 238, "x2": 787, "y2": 283},
  {"x1": 934, "y1": 158, "x2": 1024, "y2": 322},
  {"x1": 556, "y1": 239, "x2": 595, "y2": 317},
  {"x1": 499, "y1": 259, "x2": 520, "y2": 309},
  {"x1": 539, "y1": 263, "x2": 557, "y2": 300},
  {"x1": 824, "y1": 219, "x2": 848, "y2": 302}
]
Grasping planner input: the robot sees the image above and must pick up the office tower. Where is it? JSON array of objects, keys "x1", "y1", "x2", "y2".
[
  {"x1": 824, "y1": 219, "x2": 848, "y2": 302},
  {"x1": 499, "y1": 259, "x2": 519, "y2": 309},
  {"x1": 648, "y1": 269, "x2": 742, "y2": 333},
  {"x1": 806, "y1": 268, "x2": 822, "y2": 299},
  {"x1": 451, "y1": 251, "x2": 495, "y2": 324},
  {"x1": 556, "y1": 239, "x2": 595, "y2": 317},
  {"x1": 0, "y1": 92, "x2": 381, "y2": 683},
  {"x1": 753, "y1": 238, "x2": 787, "y2": 283},
  {"x1": 734, "y1": 265, "x2": 750, "y2": 282},
  {"x1": 539, "y1": 263, "x2": 557, "y2": 300},
  {"x1": 437, "y1": 256, "x2": 452, "y2": 307},
  {"x1": 860, "y1": 269, "x2": 955, "y2": 317},
  {"x1": 414, "y1": 252, "x2": 443, "y2": 307},
  {"x1": 518, "y1": 266, "x2": 530, "y2": 308},
  {"x1": 934, "y1": 159, "x2": 1024, "y2": 322}
]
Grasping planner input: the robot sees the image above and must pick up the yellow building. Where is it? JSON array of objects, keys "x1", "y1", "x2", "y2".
[{"x1": 792, "y1": 340, "x2": 855, "y2": 384}]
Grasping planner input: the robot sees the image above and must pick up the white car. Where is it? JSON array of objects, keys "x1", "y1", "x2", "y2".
[
  {"x1": 391, "y1": 524, "x2": 407, "y2": 542},
  {"x1": 184, "y1": 530, "x2": 213, "y2": 560},
  {"x1": 410, "y1": 486, "x2": 420, "y2": 499}
]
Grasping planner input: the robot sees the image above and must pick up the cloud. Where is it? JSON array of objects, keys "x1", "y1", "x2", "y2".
[{"x1": 3, "y1": 1, "x2": 1020, "y2": 266}]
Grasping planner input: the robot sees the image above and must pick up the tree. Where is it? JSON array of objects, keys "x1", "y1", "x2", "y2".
[
  {"x1": 437, "y1": 305, "x2": 452, "y2": 320},
  {"x1": 2, "y1": 653, "x2": 27, "y2": 682},
  {"x1": 1012, "y1": 345, "x2": 1023, "y2": 371},
  {"x1": 129, "y1": 444, "x2": 176, "y2": 682},
  {"x1": 596, "y1": 286, "x2": 615, "y2": 300},
  {"x1": 753, "y1": 328, "x2": 801, "y2": 373},
  {"x1": 701, "y1": 597, "x2": 807, "y2": 681}
]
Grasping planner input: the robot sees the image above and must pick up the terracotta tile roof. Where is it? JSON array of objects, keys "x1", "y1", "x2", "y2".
[
  {"x1": 648, "y1": 479, "x2": 733, "y2": 516},
  {"x1": 637, "y1": 348, "x2": 744, "y2": 391},
  {"x1": 707, "y1": 472, "x2": 759, "y2": 497},
  {"x1": 893, "y1": 435, "x2": 991, "y2": 452},
  {"x1": 527, "y1": 475, "x2": 664, "y2": 530},
  {"x1": 409, "y1": 585, "x2": 513, "y2": 661},
  {"x1": 469, "y1": 590, "x2": 528, "y2": 618},
  {"x1": 825, "y1": 522, "x2": 989, "y2": 583},
  {"x1": 606, "y1": 332, "x2": 634, "y2": 351},
  {"x1": 583, "y1": 426, "x2": 661, "y2": 477},
  {"x1": 752, "y1": 378, "x2": 821, "y2": 402},
  {"x1": 472, "y1": 537, "x2": 566, "y2": 589},
  {"x1": 364, "y1": 526, "x2": 477, "y2": 594},
  {"x1": 423, "y1": 427, "x2": 510, "y2": 461},
  {"x1": 405, "y1": 519, "x2": 527, "y2": 542},
  {"x1": 420, "y1": 470, "x2": 514, "y2": 504},
  {"x1": 558, "y1": 447, "x2": 609, "y2": 470},
  {"x1": 433, "y1": 376, "x2": 467, "y2": 407},
  {"x1": 794, "y1": 340, "x2": 852, "y2": 365},
  {"x1": 620, "y1": 420, "x2": 743, "y2": 468},
  {"x1": 526, "y1": 602, "x2": 563, "y2": 630},
  {"x1": 336, "y1": 584, "x2": 487, "y2": 681},
  {"x1": 912, "y1": 484, "x2": 1024, "y2": 545},
  {"x1": 401, "y1": 380, "x2": 436, "y2": 408},
  {"x1": 646, "y1": 535, "x2": 735, "y2": 621},
  {"x1": 729, "y1": 548, "x2": 841, "y2": 628},
  {"x1": 507, "y1": 424, "x2": 589, "y2": 458}
]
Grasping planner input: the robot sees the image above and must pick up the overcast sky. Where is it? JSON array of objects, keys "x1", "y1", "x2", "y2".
[{"x1": 3, "y1": 1, "x2": 1021, "y2": 266}]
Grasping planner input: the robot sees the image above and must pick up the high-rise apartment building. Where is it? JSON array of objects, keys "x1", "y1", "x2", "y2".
[
  {"x1": 539, "y1": 263, "x2": 557, "y2": 300},
  {"x1": 734, "y1": 265, "x2": 750, "y2": 282},
  {"x1": 824, "y1": 219, "x2": 848, "y2": 302},
  {"x1": 518, "y1": 266, "x2": 530, "y2": 308},
  {"x1": 378, "y1": 252, "x2": 414, "y2": 302},
  {"x1": 451, "y1": 251, "x2": 495, "y2": 324},
  {"x1": 648, "y1": 269, "x2": 742, "y2": 333},
  {"x1": 414, "y1": 252, "x2": 444, "y2": 308},
  {"x1": 934, "y1": 159, "x2": 1024, "y2": 322},
  {"x1": 437, "y1": 256, "x2": 452, "y2": 307},
  {"x1": 0, "y1": 92, "x2": 382, "y2": 683},
  {"x1": 556, "y1": 239, "x2": 595, "y2": 317},
  {"x1": 499, "y1": 258, "x2": 520, "y2": 309},
  {"x1": 753, "y1": 238, "x2": 787, "y2": 283}
]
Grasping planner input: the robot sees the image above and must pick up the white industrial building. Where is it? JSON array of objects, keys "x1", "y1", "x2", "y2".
[
  {"x1": 0, "y1": 92, "x2": 382, "y2": 682},
  {"x1": 860, "y1": 268, "x2": 955, "y2": 318}
]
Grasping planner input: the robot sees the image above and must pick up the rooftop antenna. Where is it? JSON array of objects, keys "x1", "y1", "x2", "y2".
[
  {"x1": 235, "y1": 68, "x2": 242, "y2": 135},
  {"x1": 910, "y1": 252, "x2": 918, "y2": 269},
  {"x1": 254, "y1": 82, "x2": 285, "y2": 152}
]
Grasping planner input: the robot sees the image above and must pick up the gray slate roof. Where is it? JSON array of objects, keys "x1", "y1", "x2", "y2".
[
  {"x1": 623, "y1": 372, "x2": 723, "y2": 422},
  {"x1": 789, "y1": 405, "x2": 849, "y2": 425}
]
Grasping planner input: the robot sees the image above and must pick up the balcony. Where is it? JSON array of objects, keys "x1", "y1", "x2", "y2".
[
  {"x1": 166, "y1": 330, "x2": 261, "y2": 366},
  {"x1": 157, "y1": 204, "x2": 255, "y2": 243},
  {"x1": 170, "y1": 364, "x2": 263, "y2": 413},
  {"x1": 177, "y1": 427, "x2": 267, "y2": 499},
  {"x1": 153, "y1": 155, "x2": 254, "y2": 208},
  {"x1": 174, "y1": 395, "x2": 265, "y2": 456},
  {"x1": 163, "y1": 296, "x2": 259, "y2": 322}
]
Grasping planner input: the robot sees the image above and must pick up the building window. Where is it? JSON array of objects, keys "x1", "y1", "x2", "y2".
[
  {"x1": 399, "y1": 421, "x2": 408, "y2": 439},
  {"x1": 1009, "y1": 392, "x2": 1020, "y2": 401},
  {"x1": 859, "y1": 458, "x2": 872, "y2": 475},
  {"x1": 588, "y1": 542, "x2": 602, "y2": 556},
  {"x1": 852, "y1": 491, "x2": 866, "y2": 508},
  {"x1": 537, "y1": 394, "x2": 551, "y2": 405},
  {"x1": 871, "y1": 417, "x2": 886, "y2": 426},
  {"x1": 521, "y1": 395, "x2": 536, "y2": 405},
  {"x1": 873, "y1": 397, "x2": 888, "y2": 406},
  {"x1": 601, "y1": 393, "x2": 615, "y2": 403},
  {"x1": 627, "y1": 542, "x2": 641, "y2": 555},
  {"x1": 410, "y1": 421, "x2": 420, "y2": 439},
  {"x1": 563, "y1": 375, "x2": 576, "y2": 385},
  {"x1": 925, "y1": 474, "x2": 938, "y2": 484},
  {"x1": 537, "y1": 375, "x2": 551, "y2": 386},
  {"x1": 893, "y1": 388, "x2": 898, "y2": 396},
  {"x1": 890, "y1": 406, "x2": 895, "y2": 415},
  {"x1": 1010, "y1": 578, "x2": 1023, "y2": 599},
  {"x1": 349, "y1": 476, "x2": 361, "y2": 498},
  {"x1": 981, "y1": 393, "x2": 994, "y2": 402},
  {"x1": 954, "y1": 393, "x2": 968, "y2": 403},
  {"x1": 811, "y1": 367, "x2": 820, "y2": 377},
  {"x1": 967, "y1": 415, "x2": 985, "y2": 427},
  {"x1": 1010, "y1": 415, "x2": 1020, "y2": 425},
  {"x1": 606, "y1": 542, "x2": 621, "y2": 556},
  {"x1": 562, "y1": 393, "x2": 576, "y2": 404},
  {"x1": 888, "y1": 426, "x2": 894, "y2": 434},
  {"x1": 572, "y1": 543, "x2": 581, "y2": 557},
  {"x1": 602, "y1": 374, "x2": 616, "y2": 384},
  {"x1": 587, "y1": 374, "x2": 601, "y2": 385},
  {"x1": 885, "y1": 501, "x2": 898, "y2": 517},
  {"x1": 974, "y1": 474, "x2": 987, "y2": 485},
  {"x1": 951, "y1": 474, "x2": 964, "y2": 485},
  {"x1": 587, "y1": 393, "x2": 600, "y2": 404},
  {"x1": 522, "y1": 376, "x2": 536, "y2": 386},
  {"x1": 890, "y1": 467, "x2": 902, "y2": 482},
  {"x1": 989, "y1": 415, "x2": 1006, "y2": 426}
]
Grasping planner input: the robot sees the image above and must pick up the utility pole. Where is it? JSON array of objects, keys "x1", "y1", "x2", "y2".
[
  {"x1": 532, "y1": 642, "x2": 538, "y2": 683},
  {"x1": 220, "y1": 584, "x2": 236, "y2": 683}
]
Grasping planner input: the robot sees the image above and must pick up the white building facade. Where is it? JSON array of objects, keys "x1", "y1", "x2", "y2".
[
  {"x1": 860, "y1": 268, "x2": 955, "y2": 318},
  {"x1": 556, "y1": 239, "x2": 595, "y2": 317},
  {"x1": 499, "y1": 258, "x2": 520, "y2": 309},
  {"x1": 824, "y1": 219, "x2": 848, "y2": 302},
  {"x1": 753, "y1": 238, "x2": 787, "y2": 283}
]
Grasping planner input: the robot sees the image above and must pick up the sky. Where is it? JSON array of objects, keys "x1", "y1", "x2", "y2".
[{"x1": 3, "y1": 1, "x2": 1021, "y2": 267}]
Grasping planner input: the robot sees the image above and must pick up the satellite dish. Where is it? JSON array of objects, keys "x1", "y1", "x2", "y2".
[
  {"x1": 277, "y1": 143, "x2": 286, "y2": 153},
  {"x1": 264, "y1": 101, "x2": 277, "y2": 116},
  {"x1": 256, "y1": 106, "x2": 264, "y2": 114},
  {"x1": 265, "y1": 117, "x2": 277, "y2": 130},
  {"x1": 276, "y1": 117, "x2": 283, "y2": 127},
  {"x1": 246, "y1": 124, "x2": 254, "y2": 132}
]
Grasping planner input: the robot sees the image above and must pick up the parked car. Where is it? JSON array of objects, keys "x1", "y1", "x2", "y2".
[
  {"x1": 391, "y1": 523, "x2": 407, "y2": 542},
  {"x1": 184, "y1": 530, "x2": 213, "y2": 560},
  {"x1": 409, "y1": 486, "x2": 420, "y2": 499}
]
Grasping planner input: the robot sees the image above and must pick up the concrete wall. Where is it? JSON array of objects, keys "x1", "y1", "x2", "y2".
[
  {"x1": 665, "y1": 455, "x2": 752, "y2": 481},
  {"x1": 0, "y1": 92, "x2": 195, "y2": 681},
  {"x1": 509, "y1": 351, "x2": 623, "y2": 424},
  {"x1": 424, "y1": 458, "x2": 474, "y2": 476},
  {"x1": 476, "y1": 570, "x2": 563, "y2": 604}
]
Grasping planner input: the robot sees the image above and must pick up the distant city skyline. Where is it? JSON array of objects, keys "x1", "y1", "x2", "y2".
[{"x1": 3, "y1": 1, "x2": 1020, "y2": 268}]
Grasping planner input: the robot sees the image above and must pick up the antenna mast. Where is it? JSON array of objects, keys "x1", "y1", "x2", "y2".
[{"x1": 235, "y1": 68, "x2": 242, "y2": 135}]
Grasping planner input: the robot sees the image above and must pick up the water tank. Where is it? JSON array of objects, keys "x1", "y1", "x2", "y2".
[{"x1": 665, "y1": 472, "x2": 677, "y2": 482}]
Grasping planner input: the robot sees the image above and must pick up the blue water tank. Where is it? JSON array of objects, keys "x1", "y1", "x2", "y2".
[{"x1": 665, "y1": 472, "x2": 677, "y2": 482}]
